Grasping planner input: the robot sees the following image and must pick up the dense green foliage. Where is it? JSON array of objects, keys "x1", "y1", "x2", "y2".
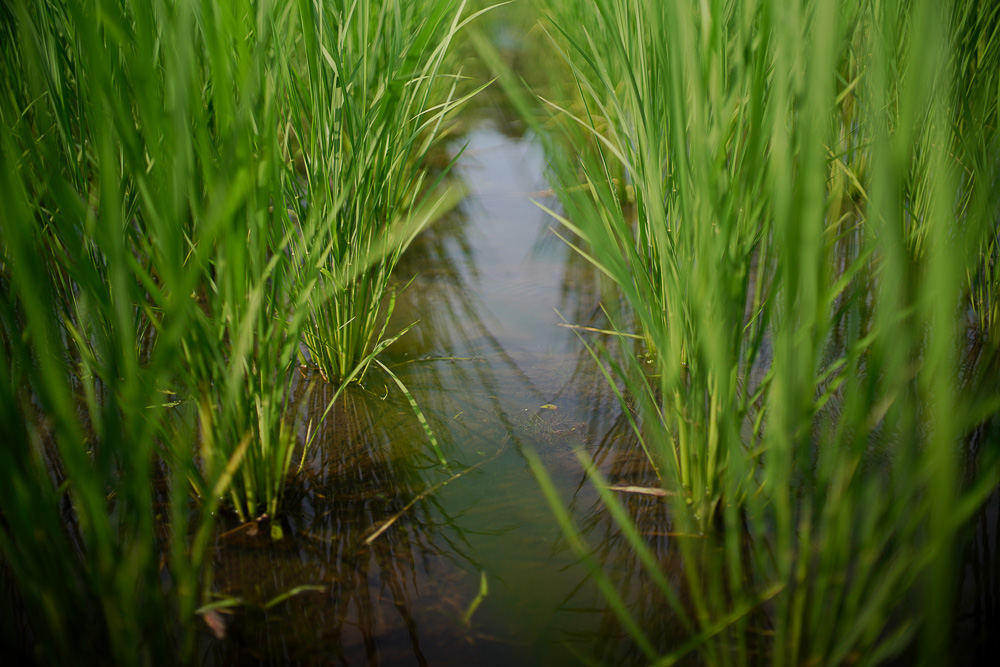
[
  {"x1": 3, "y1": 0, "x2": 1000, "y2": 663},
  {"x1": 0, "y1": 0, "x2": 472, "y2": 662},
  {"x1": 531, "y1": 0, "x2": 1000, "y2": 663},
  {"x1": 287, "y1": 0, "x2": 485, "y2": 383}
]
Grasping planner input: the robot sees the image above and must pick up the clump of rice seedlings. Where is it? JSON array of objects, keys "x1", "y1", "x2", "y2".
[
  {"x1": 0, "y1": 0, "x2": 249, "y2": 660},
  {"x1": 0, "y1": 0, "x2": 489, "y2": 656},
  {"x1": 284, "y1": 0, "x2": 487, "y2": 385},
  {"x1": 535, "y1": 0, "x2": 1000, "y2": 663},
  {"x1": 0, "y1": 0, "x2": 427, "y2": 657},
  {"x1": 954, "y1": 0, "x2": 1000, "y2": 342},
  {"x1": 540, "y1": 0, "x2": 773, "y2": 526},
  {"x1": 174, "y1": 0, "x2": 326, "y2": 527}
]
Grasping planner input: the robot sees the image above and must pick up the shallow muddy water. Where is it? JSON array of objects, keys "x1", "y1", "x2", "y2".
[{"x1": 202, "y1": 120, "x2": 677, "y2": 666}]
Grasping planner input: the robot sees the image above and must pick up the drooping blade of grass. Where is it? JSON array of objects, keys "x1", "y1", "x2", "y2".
[
  {"x1": 374, "y1": 358, "x2": 447, "y2": 467},
  {"x1": 523, "y1": 446, "x2": 658, "y2": 661}
]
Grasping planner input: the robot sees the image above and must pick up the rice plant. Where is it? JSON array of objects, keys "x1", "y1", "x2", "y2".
[
  {"x1": 0, "y1": 0, "x2": 245, "y2": 659},
  {"x1": 172, "y1": 0, "x2": 326, "y2": 526},
  {"x1": 182, "y1": 0, "x2": 483, "y2": 520},
  {"x1": 534, "y1": 0, "x2": 1000, "y2": 663},
  {"x1": 0, "y1": 0, "x2": 482, "y2": 659},
  {"x1": 285, "y1": 0, "x2": 488, "y2": 384}
]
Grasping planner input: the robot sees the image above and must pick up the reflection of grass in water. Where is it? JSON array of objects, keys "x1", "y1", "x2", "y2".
[{"x1": 205, "y1": 381, "x2": 498, "y2": 664}]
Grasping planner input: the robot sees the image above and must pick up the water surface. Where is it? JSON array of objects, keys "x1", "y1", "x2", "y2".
[{"x1": 204, "y1": 120, "x2": 673, "y2": 666}]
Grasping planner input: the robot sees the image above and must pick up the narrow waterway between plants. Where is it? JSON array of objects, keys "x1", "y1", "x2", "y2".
[
  {"x1": 7, "y1": 2, "x2": 1000, "y2": 665},
  {"x1": 201, "y1": 112, "x2": 1000, "y2": 667},
  {"x1": 204, "y1": 119, "x2": 672, "y2": 666}
]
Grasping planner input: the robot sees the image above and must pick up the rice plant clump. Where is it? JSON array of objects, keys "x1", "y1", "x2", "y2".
[
  {"x1": 0, "y1": 0, "x2": 267, "y2": 660},
  {"x1": 0, "y1": 0, "x2": 479, "y2": 660},
  {"x1": 535, "y1": 0, "x2": 1000, "y2": 663},
  {"x1": 288, "y1": 0, "x2": 483, "y2": 384}
]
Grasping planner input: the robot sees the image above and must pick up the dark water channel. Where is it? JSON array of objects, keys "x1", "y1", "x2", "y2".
[{"x1": 204, "y1": 121, "x2": 671, "y2": 666}]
